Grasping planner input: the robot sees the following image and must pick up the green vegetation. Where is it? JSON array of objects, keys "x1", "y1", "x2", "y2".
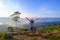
[
  {"x1": 7, "y1": 27, "x2": 14, "y2": 32},
  {"x1": 44, "y1": 26, "x2": 60, "y2": 33},
  {"x1": 0, "y1": 34, "x2": 2, "y2": 37},
  {"x1": 43, "y1": 26, "x2": 60, "y2": 40},
  {"x1": 2, "y1": 33, "x2": 8, "y2": 39},
  {"x1": 0, "y1": 25, "x2": 60, "y2": 40}
]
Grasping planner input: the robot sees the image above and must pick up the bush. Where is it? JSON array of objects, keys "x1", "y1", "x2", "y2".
[
  {"x1": 7, "y1": 27, "x2": 14, "y2": 32},
  {"x1": 0, "y1": 34, "x2": 2, "y2": 37},
  {"x1": 2, "y1": 33, "x2": 8, "y2": 39},
  {"x1": 12, "y1": 32, "x2": 18, "y2": 35}
]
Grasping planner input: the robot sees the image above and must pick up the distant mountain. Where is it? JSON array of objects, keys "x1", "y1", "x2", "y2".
[
  {"x1": 0, "y1": 17, "x2": 60, "y2": 33},
  {"x1": 0, "y1": 24, "x2": 9, "y2": 33},
  {"x1": 35, "y1": 21, "x2": 60, "y2": 27},
  {"x1": 0, "y1": 17, "x2": 60, "y2": 27}
]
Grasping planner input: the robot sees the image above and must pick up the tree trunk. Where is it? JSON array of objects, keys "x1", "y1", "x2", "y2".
[{"x1": 15, "y1": 21, "x2": 17, "y2": 31}]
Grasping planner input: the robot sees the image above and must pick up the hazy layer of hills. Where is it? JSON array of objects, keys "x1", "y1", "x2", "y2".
[{"x1": 0, "y1": 17, "x2": 60, "y2": 33}]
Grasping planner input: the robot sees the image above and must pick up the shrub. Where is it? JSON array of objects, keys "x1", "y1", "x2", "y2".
[
  {"x1": 0, "y1": 34, "x2": 2, "y2": 37},
  {"x1": 2, "y1": 33, "x2": 8, "y2": 39},
  {"x1": 7, "y1": 27, "x2": 14, "y2": 32}
]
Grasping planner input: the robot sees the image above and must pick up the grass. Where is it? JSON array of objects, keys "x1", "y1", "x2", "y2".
[{"x1": 0, "y1": 25, "x2": 60, "y2": 40}]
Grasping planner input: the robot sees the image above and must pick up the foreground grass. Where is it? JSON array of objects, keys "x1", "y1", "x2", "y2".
[{"x1": 0, "y1": 25, "x2": 60, "y2": 40}]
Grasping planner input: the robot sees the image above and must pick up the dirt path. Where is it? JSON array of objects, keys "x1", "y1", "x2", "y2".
[{"x1": 13, "y1": 35, "x2": 47, "y2": 40}]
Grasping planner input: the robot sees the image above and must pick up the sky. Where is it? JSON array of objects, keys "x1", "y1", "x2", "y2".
[{"x1": 0, "y1": 0, "x2": 60, "y2": 18}]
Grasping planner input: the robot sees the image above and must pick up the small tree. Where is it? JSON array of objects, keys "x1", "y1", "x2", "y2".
[
  {"x1": 7, "y1": 27, "x2": 14, "y2": 32},
  {"x1": 10, "y1": 11, "x2": 21, "y2": 28}
]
